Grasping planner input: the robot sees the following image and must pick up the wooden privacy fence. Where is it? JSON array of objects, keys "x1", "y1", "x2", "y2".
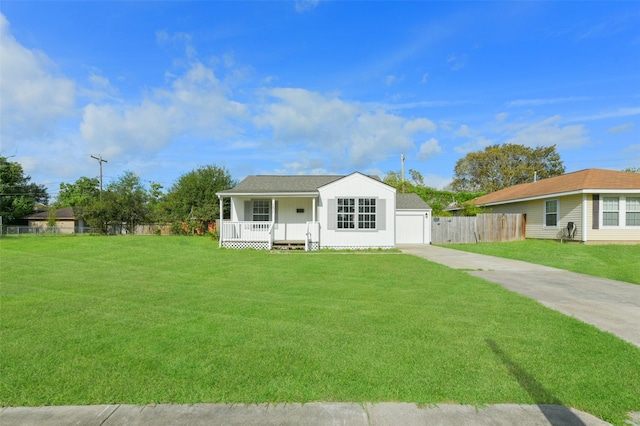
[{"x1": 431, "y1": 213, "x2": 526, "y2": 244}]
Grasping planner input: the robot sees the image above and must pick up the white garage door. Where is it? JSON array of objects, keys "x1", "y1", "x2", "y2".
[{"x1": 396, "y1": 214, "x2": 426, "y2": 244}]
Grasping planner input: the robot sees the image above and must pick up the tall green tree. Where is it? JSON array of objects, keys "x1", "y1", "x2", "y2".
[
  {"x1": 55, "y1": 177, "x2": 100, "y2": 208},
  {"x1": 0, "y1": 156, "x2": 49, "y2": 224},
  {"x1": 105, "y1": 171, "x2": 150, "y2": 234},
  {"x1": 450, "y1": 144, "x2": 565, "y2": 193},
  {"x1": 384, "y1": 168, "x2": 484, "y2": 216},
  {"x1": 163, "y1": 165, "x2": 235, "y2": 234},
  {"x1": 77, "y1": 171, "x2": 150, "y2": 235}
]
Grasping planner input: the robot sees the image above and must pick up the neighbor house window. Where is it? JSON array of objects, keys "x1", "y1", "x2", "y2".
[
  {"x1": 252, "y1": 200, "x2": 270, "y2": 221},
  {"x1": 358, "y1": 198, "x2": 376, "y2": 229},
  {"x1": 626, "y1": 197, "x2": 640, "y2": 226},
  {"x1": 337, "y1": 198, "x2": 355, "y2": 229},
  {"x1": 602, "y1": 197, "x2": 619, "y2": 226},
  {"x1": 544, "y1": 200, "x2": 558, "y2": 227}
]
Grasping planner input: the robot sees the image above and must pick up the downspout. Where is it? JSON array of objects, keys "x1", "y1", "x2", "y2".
[
  {"x1": 582, "y1": 193, "x2": 588, "y2": 243},
  {"x1": 218, "y1": 195, "x2": 223, "y2": 248}
]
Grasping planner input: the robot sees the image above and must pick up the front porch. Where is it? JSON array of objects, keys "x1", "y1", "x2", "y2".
[
  {"x1": 218, "y1": 191, "x2": 321, "y2": 251},
  {"x1": 219, "y1": 221, "x2": 320, "y2": 251}
]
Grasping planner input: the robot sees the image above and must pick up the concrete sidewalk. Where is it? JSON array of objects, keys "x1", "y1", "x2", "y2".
[
  {"x1": 398, "y1": 244, "x2": 640, "y2": 348},
  {"x1": 0, "y1": 402, "x2": 621, "y2": 426}
]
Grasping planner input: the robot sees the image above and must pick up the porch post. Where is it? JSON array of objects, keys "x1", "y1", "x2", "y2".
[
  {"x1": 312, "y1": 197, "x2": 316, "y2": 222},
  {"x1": 218, "y1": 195, "x2": 223, "y2": 248},
  {"x1": 582, "y1": 193, "x2": 588, "y2": 243},
  {"x1": 272, "y1": 198, "x2": 276, "y2": 223}
]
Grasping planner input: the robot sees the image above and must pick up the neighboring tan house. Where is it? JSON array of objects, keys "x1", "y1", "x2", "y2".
[
  {"x1": 216, "y1": 172, "x2": 431, "y2": 250},
  {"x1": 22, "y1": 207, "x2": 83, "y2": 234},
  {"x1": 473, "y1": 168, "x2": 640, "y2": 244}
]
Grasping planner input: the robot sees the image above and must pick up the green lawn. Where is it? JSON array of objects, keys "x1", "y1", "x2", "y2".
[
  {"x1": 1, "y1": 236, "x2": 639, "y2": 425},
  {"x1": 443, "y1": 240, "x2": 640, "y2": 285}
]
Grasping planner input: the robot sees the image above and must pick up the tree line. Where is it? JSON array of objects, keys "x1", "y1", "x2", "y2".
[
  {"x1": 0, "y1": 158, "x2": 235, "y2": 235},
  {"x1": 3, "y1": 144, "x2": 638, "y2": 231}
]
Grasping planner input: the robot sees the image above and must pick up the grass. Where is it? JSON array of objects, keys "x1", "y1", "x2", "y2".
[
  {"x1": 1, "y1": 236, "x2": 639, "y2": 425},
  {"x1": 443, "y1": 240, "x2": 640, "y2": 285}
]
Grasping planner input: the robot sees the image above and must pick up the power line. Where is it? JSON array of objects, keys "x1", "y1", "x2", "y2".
[{"x1": 90, "y1": 154, "x2": 108, "y2": 193}]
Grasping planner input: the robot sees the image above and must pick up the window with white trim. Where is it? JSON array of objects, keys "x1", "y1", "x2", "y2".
[
  {"x1": 358, "y1": 198, "x2": 376, "y2": 229},
  {"x1": 626, "y1": 197, "x2": 640, "y2": 226},
  {"x1": 544, "y1": 200, "x2": 558, "y2": 227},
  {"x1": 337, "y1": 198, "x2": 355, "y2": 229},
  {"x1": 602, "y1": 197, "x2": 619, "y2": 226},
  {"x1": 336, "y1": 197, "x2": 377, "y2": 230},
  {"x1": 252, "y1": 200, "x2": 270, "y2": 222}
]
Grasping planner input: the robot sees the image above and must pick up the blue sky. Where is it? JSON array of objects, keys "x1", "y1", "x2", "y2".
[{"x1": 1, "y1": 1, "x2": 639, "y2": 198}]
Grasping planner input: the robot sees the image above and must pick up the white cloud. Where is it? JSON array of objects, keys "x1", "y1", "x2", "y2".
[
  {"x1": 417, "y1": 138, "x2": 442, "y2": 160},
  {"x1": 255, "y1": 88, "x2": 435, "y2": 169},
  {"x1": 495, "y1": 112, "x2": 509, "y2": 122},
  {"x1": 156, "y1": 30, "x2": 196, "y2": 59},
  {"x1": 422, "y1": 173, "x2": 452, "y2": 190},
  {"x1": 80, "y1": 62, "x2": 248, "y2": 160},
  {"x1": 295, "y1": 0, "x2": 320, "y2": 13},
  {"x1": 454, "y1": 124, "x2": 471, "y2": 137},
  {"x1": 507, "y1": 97, "x2": 590, "y2": 107},
  {"x1": 447, "y1": 53, "x2": 467, "y2": 71},
  {"x1": 0, "y1": 13, "x2": 76, "y2": 142},
  {"x1": 405, "y1": 118, "x2": 436, "y2": 133},
  {"x1": 454, "y1": 136, "x2": 494, "y2": 154},
  {"x1": 607, "y1": 122, "x2": 635, "y2": 134},
  {"x1": 504, "y1": 115, "x2": 588, "y2": 149}
]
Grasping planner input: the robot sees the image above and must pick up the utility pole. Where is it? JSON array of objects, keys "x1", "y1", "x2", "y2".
[
  {"x1": 400, "y1": 153, "x2": 406, "y2": 193},
  {"x1": 90, "y1": 154, "x2": 108, "y2": 193}
]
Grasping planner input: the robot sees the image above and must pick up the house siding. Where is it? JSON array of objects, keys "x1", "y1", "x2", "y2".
[
  {"x1": 487, "y1": 194, "x2": 584, "y2": 240},
  {"x1": 27, "y1": 219, "x2": 76, "y2": 234},
  {"x1": 229, "y1": 196, "x2": 314, "y2": 241},
  {"x1": 272, "y1": 198, "x2": 313, "y2": 241},
  {"x1": 587, "y1": 193, "x2": 640, "y2": 243},
  {"x1": 318, "y1": 174, "x2": 396, "y2": 249}
]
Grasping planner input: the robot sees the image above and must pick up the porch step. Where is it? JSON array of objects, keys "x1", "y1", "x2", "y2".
[{"x1": 272, "y1": 240, "x2": 305, "y2": 250}]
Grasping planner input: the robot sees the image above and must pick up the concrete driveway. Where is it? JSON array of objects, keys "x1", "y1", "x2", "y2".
[{"x1": 398, "y1": 244, "x2": 640, "y2": 348}]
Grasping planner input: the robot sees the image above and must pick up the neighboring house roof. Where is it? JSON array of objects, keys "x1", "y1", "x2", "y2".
[
  {"x1": 397, "y1": 193, "x2": 431, "y2": 210},
  {"x1": 218, "y1": 173, "x2": 385, "y2": 196},
  {"x1": 474, "y1": 168, "x2": 640, "y2": 206},
  {"x1": 22, "y1": 207, "x2": 76, "y2": 220}
]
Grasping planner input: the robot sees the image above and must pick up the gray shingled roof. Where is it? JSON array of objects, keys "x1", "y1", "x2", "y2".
[
  {"x1": 396, "y1": 193, "x2": 431, "y2": 210},
  {"x1": 23, "y1": 207, "x2": 76, "y2": 220},
  {"x1": 218, "y1": 175, "x2": 345, "y2": 194},
  {"x1": 218, "y1": 173, "x2": 385, "y2": 195}
]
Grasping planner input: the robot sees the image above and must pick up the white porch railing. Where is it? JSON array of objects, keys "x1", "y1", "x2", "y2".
[
  {"x1": 221, "y1": 221, "x2": 274, "y2": 250},
  {"x1": 305, "y1": 221, "x2": 320, "y2": 251}
]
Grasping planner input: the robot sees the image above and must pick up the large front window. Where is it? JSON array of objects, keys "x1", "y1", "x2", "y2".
[
  {"x1": 544, "y1": 200, "x2": 558, "y2": 227},
  {"x1": 337, "y1": 198, "x2": 355, "y2": 229},
  {"x1": 627, "y1": 197, "x2": 640, "y2": 226},
  {"x1": 252, "y1": 200, "x2": 270, "y2": 221},
  {"x1": 358, "y1": 198, "x2": 376, "y2": 229},
  {"x1": 603, "y1": 197, "x2": 619, "y2": 226},
  {"x1": 337, "y1": 197, "x2": 376, "y2": 230}
]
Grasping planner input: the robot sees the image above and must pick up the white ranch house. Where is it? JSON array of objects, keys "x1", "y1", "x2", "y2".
[{"x1": 216, "y1": 172, "x2": 431, "y2": 250}]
